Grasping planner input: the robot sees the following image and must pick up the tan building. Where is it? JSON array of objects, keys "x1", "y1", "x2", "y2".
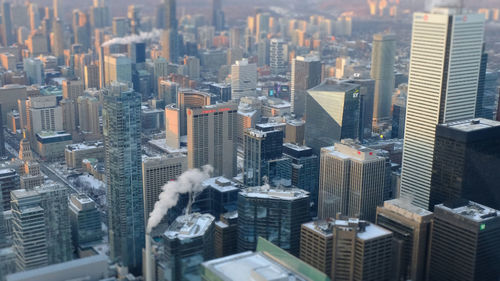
[
  {"x1": 300, "y1": 217, "x2": 393, "y2": 280},
  {"x1": 376, "y1": 199, "x2": 433, "y2": 281},
  {"x1": 35, "y1": 131, "x2": 72, "y2": 160},
  {"x1": 26, "y1": 96, "x2": 63, "y2": 144},
  {"x1": 0, "y1": 53, "x2": 17, "y2": 71},
  {"x1": 77, "y1": 96, "x2": 100, "y2": 138},
  {"x1": 187, "y1": 103, "x2": 237, "y2": 178},
  {"x1": 65, "y1": 142, "x2": 105, "y2": 169},
  {"x1": 318, "y1": 139, "x2": 387, "y2": 222},
  {"x1": 63, "y1": 80, "x2": 85, "y2": 101},
  {"x1": 26, "y1": 30, "x2": 48, "y2": 56},
  {"x1": 164, "y1": 104, "x2": 180, "y2": 149},
  {"x1": 178, "y1": 89, "x2": 211, "y2": 136},
  {"x1": 142, "y1": 154, "x2": 187, "y2": 223},
  {"x1": 284, "y1": 120, "x2": 305, "y2": 145},
  {"x1": 60, "y1": 98, "x2": 77, "y2": 137},
  {"x1": 0, "y1": 85, "x2": 27, "y2": 125},
  {"x1": 84, "y1": 65, "x2": 100, "y2": 89}
]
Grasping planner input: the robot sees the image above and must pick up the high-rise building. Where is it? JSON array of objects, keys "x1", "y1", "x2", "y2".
[
  {"x1": 255, "y1": 13, "x2": 270, "y2": 41},
  {"x1": 427, "y1": 200, "x2": 500, "y2": 281},
  {"x1": 318, "y1": 140, "x2": 387, "y2": 222},
  {"x1": 243, "y1": 127, "x2": 284, "y2": 187},
  {"x1": 84, "y1": 64, "x2": 100, "y2": 89},
  {"x1": 68, "y1": 194, "x2": 102, "y2": 249},
  {"x1": 1, "y1": 2, "x2": 14, "y2": 47},
  {"x1": 23, "y1": 58, "x2": 44, "y2": 85},
  {"x1": 300, "y1": 217, "x2": 393, "y2": 280},
  {"x1": 112, "y1": 17, "x2": 129, "y2": 37},
  {"x1": 104, "y1": 54, "x2": 132, "y2": 86},
  {"x1": 400, "y1": 8, "x2": 485, "y2": 209},
  {"x1": 187, "y1": 103, "x2": 237, "y2": 178},
  {"x1": 305, "y1": 80, "x2": 360, "y2": 154},
  {"x1": 0, "y1": 168, "x2": 19, "y2": 212},
  {"x1": 26, "y1": 96, "x2": 63, "y2": 144},
  {"x1": 231, "y1": 59, "x2": 257, "y2": 100},
  {"x1": 158, "y1": 79, "x2": 178, "y2": 105},
  {"x1": 291, "y1": 55, "x2": 322, "y2": 117},
  {"x1": 376, "y1": 199, "x2": 433, "y2": 281},
  {"x1": 11, "y1": 183, "x2": 73, "y2": 271},
  {"x1": 371, "y1": 33, "x2": 396, "y2": 126},
  {"x1": 211, "y1": 0, "x2": 224, "y2": 31},
  {"x1": 77, "y1": 95, "x2": 100, "y2": 137},
  {"x1": 214, "y1": 212, "x2": 238, "y2": 258},
  {"x1": 283, "y1": 143, "x2": 319, "y2": 214},
  {"x1": 269, "y1": 39, "x2": 288, "y2": 75},
  {"x1": 53, "y1": 0, "x2": 63, "y2": 20},
  {"x1": 177, "y1": 89, "x2": 211, "y2": 136},
  {"x1": 159, "y1": 213, "x2": 215, "y2": 281},
  {"x1": 238, "y1": 186, "x2": 310, "y2": 255},
  {"x1": 52, "y1": 18, "x2": 64, "y2": 62},
  {"x1": 429, "y1": 118, "x2": 500, "y2": 210},
  {"x1": 103, "y1": 82, "x2": 144, "y2": 274},
  {"x1": 142, "y1": 154, "x2": 187, "y2": 223}
]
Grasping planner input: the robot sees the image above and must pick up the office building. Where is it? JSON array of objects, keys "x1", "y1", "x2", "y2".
[
  {"x1": 11, "y1": 183, "x2": 72, "y2": 271},
  {"x1": 214, "y1": 212, "x2": 238, "y2": 258},
  {"x1": 427, "y1": 200, "x2": 500, "y2": 281},
  {"x1": 68, "y1": 194, "x2": 101, "y2": 249},
  {"x1": 371, "y1": 33, "x2": 396, "y2": 125},
  {"x1": 202, "y1": 237, "x2": 330, "y2": 281},
  {"x1": 283, "y1": 143, "x2": 319, "y2": 214},
  {"x1": 177, "y1": 89, "x2": 211, "y2": 136},
  {"x1": 238, "y1": 186, "x2": 310, "y2": 255},
  {"x1": 0, "y1": 169, "x2": 19, "y2": 213},
  {"x1": 159, "y1": 79, "x2": 178, "y2": 105},
  {"x1": 1, "y1": 2, "x2": 14, "y2": 47},
  {"x1": 243, "y1": 127, "x2": 284, "y2": 187},
  {"x1": 104, "y1": 54, "x2": 132, "y2": 86},
  {"x1": 429, "y1": 118, "x2": 500, "y2": 210},
  {"x1": 391, "y1": 85, "x2": 407, "y2": 139},
  {"x1": 112, "y1": 17, "x2": 129, "y2": 37},
  {"x1": 400, "y1": 8, "x2": 485, "y2": 209},
  {"x1": 211, "y1": 0, "x2": 224, "y2": 31},
  {"x1": 187, "y1": 103, "x2": 237, "y2": 178},
  {"x1": 52, "y1": 18, "x2": 64, "y2": 61},
  {"x1": 77, "y1": 96, "x2": 101, "y2": 137},
  {"x1": 300, "y1": 217, "x2": 393, "y2": 280},
  {"x1": 23, "y1": 58, "x2": 44, "y2": 85},
  {"x1": 84, "y1": 65, "x2": 100, "y2": 89},
  {"x1": 231, "y1": 59, "x2": 257, "y2": 100},
  {"x1": 159, "y1": 213, "x2": 215, "y2": 281},
  {"x1": 103, "y1": 82, "x2": 144, "y2": 274},
  {"x1": 269, "y1": 39, "x2": 288, "y2": 75},
  {"x1": 318, "y1": 140, "x2": 387, "y2": 222},
  {"x1": 26, "y1": 96, "x2": 63, "y2": 142},
  {"x1": 305, "y1": 80, "x2": 360, "y2": 154},
  {"x1": 208, "y1": 83, "x2": 231, "y2": 102},
  {"x1": 142, "y1": 154, "x2": 187, "y2": 223},
  {"x1": 64, "y1": 142, "x2": 104, "y2": 169},
  {"x1": 376, "y1": 199, "x2": 433, "y2": 281},
  {"x1": 291, "y1": 55, "x2": 322, "y2": 117}
]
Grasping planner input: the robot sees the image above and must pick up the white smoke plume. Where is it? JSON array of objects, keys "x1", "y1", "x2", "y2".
[
  {"x1": 146, "y1": 165, "x2": 213, "y2": 233},
  {"x1": 101, "y1": 29, "x2": 161, "y2": 47}
]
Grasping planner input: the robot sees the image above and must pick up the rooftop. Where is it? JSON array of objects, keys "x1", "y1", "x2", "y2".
[
  {"x1": 303, "y1": 219, "x2": 392, "y2": 241},
  {"x1": 240, "y1": 186, "x2": 309, "y2": 200},
  {"x1": 440, "y1": 118, "x2": 500, "y2": 132},
  {"x1": 309, "y1": 79, "x2": 359, "y2": 93},
  {"x1": 203, "y1": 176, "x2": 239, "y2": 193},
  {"x1": 164, "y1": 213, "x2": 215, "y2": 240},
  {"x1": 66, "y1": 142, "x2": 103, "y2": 151},
  {"x1": 321, "y1": 139, "x2": 384, "y2": 162},
  {"x1": 382, "y1": 198, "x2": 433, "y2": 218},
  {"x1": 438, "y1": 200, "x2": 499, "y2": 223}
]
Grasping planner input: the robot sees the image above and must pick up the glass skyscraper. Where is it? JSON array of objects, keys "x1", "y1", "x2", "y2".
[{"x1": 103, "y1": 82, "x2": 144, "y2": 274}]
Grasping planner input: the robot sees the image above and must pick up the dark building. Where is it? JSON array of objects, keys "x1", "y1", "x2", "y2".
[
  {"x1": 0, "y1": 105, "x2": 5, "y2": 156},
  {"x1": 243, "y1": 127, "x2": 284, "y2": 187},
  {"x1": 282, "y1": 143, "x2": 319, "y2": 215},
  {"x1": 1, "y1": 2, "x2": 13, "y2": 47},
  {"x1": 214, "y1": 212, "x2": 238, "y2": 258},
  {"x1": 237, "y1": 186, "x2": 310, "y2": 256},
  {"x1": 475, "y1": 44, "x2": 488, "y2": 119},
  {"x1": 429, "y1": 118, "x2": 500, "y2": 211},
  {"x1": 211, "y1": 0, "x2": 225, "y2": 31},
  {"x1": 0, "y1": 168, "x2": 19, "y2": 211},
  {"x1": 427, "y1": 200, "x2": 500, "y2": 281},
  {"x1": 291, "y1": 56, "x2": 322, "y2": 118},
  {"x1": 128, "y1": 42, "x2": 146, "y2": 64},
  {"x1": 208, "y1": 83, "x2": 231, "y2": 102},
  {"x1": 305, "y1": 80, "x2": 360, "y2": 155},
  {"x1": 345, "y1": 78, "x2": 375, "y2": 140}
]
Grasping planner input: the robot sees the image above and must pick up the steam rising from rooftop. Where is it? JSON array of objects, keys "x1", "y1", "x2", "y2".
[{"x1": 101, "y1": 29, "x2": 161, "y2": 47}]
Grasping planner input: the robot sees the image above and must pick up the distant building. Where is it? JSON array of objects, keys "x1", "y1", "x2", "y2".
[
  {"x1": 430, "y1": 118, "x2": 500, "y2": 210},
  {"x1": 318, "y1": 140, "x2": 387, "y2": 222},
  {"x1": 0, "y1": 169, "x2": 19, "y2": 211},
  {"x1": 305, "y1": 80, "x2": 360, "y2": 154},
  {"x1": 427, "y1": 200, "x2": 500, "y2": 281},
  {"x1": 231, "y1": 59, "x2": 257, "y2": 100},
  {"x1": 104, "y1": 54, "x2": 132, "y2": 86},
  {"x1": 269, "y1": 39, "x2": 288, "y2": 75},
  {"x1": 291, "y1": 55, "x2": 322, "y2": 117},
  {"x1": 238, "y1": 186, "x2": 310, "y2": 255},
  {"x1": 376, "y1": 199, "x2": 433, "y2": 281}
]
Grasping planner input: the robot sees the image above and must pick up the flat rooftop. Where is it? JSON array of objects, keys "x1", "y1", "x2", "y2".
[
  {"x1": 440, "y1": 118, "x2": 500, "y2": 132},
  {"x1": 240, "y1": 186, "x2": 309, "y2": 200},
  {"x1": 383, "y1": 198, "x2": 433, "y2": 217},
  {"x1": 437, "y1": 201, "x2": 499, "y2": 223},
  {"x1": 203, "y1": 177, "x2": 239, "y2": 193},
  {"x1": 164, "y1": 213, "x2": 215, "y2": 240},
  {"x1": 309, "y1": 80, "x2": 359, "y2": 93},
  {"x1": 302, "y1": 219, "x2": 392, "y2": 241}
]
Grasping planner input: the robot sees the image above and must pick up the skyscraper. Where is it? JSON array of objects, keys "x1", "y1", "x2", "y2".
[
  {"x1": 318, "y1": 140, "x2": 387, "y2": 222},
  {"x1": 0, "y1": 169, "x2": 19, "y2": 211},
  {"x1": 68, "y1": 194, "x2": 102, "y2": 249},
  {"x1": 11, "y1": 183, "x2": 73, "y2": 271},
  {"x1": 400, "y1": 8, "x2": 485, "y2": 209},
  {"x1": 104, "y1": 54, "x2": 132, "y2": 86},
  {"x1": 52, "y1": 18, "x2": 64, "y2": 62},
  {"x1": 142, "y1": 154, "x2": 187, "y2": 223},
  {"x1": 161, "y1": 0, "x2": 179, "y2": 62},
  {"x1": 371, "y1": 33, "x2": 396, "y2": 126},
  {"x1": 231, "y1": 59, "x2": 257, "y2": 100},
  {"x1": 269, "y1": 39, "x2": 288, "y2": 75},
  {"x1": 305, "y1": 80, "x2": 360, "y2": 154},
  {"x1": 177, "y1": 89, "x2": 211, "y2": 136},
  {"x1": 291, "y1": 55, "x2": 322, "y2": 117},
  {"x1": 376, "y1": 199, "x2": 433, "y2": 281},
  {"x1": 103, "y1": 82, "x2": 144, "y2": 274},
  {"x1": 429, "y1": 118, "x2": 500, "y2": 210},
  {"x1": 187, "y1": 103, "x2": 237, "y2": 178},
  {"x1": 1, "y1": 2, "x2": 14, "y2": 47},
  {"x1": 211, "y1": 0, "x2": 225, "y2": 31},
  {"x1": 238, "y1": 186, "x2": 310, "y2": 255},
  {"x1": 427, "y1": 200, "x2": 500, "y2": 281},
  {"x1": 243, "y1": 127, "x2": 283, "y2": 187}
]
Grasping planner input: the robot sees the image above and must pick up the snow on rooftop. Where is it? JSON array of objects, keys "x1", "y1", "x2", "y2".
[
  {"x1": 203, "y1": 176, "x2": 239, "y2": 193},
  {"x1": 240, "y1": 186, "x2": 309, "y2": 200},
  {"x1": 164, "y1": 213, "x2": 215, "y2": 240},
  {"x1": 438, "y1": 201, "x2": 500, "y2": 222},
  {"x1": 356, "y1": 223, "x2": 392, "y2": 241}
]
